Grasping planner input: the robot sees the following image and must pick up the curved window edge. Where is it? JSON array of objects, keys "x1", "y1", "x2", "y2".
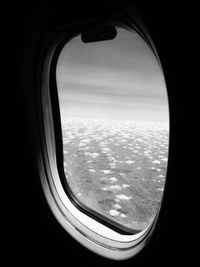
[{"x1": 36, "y1": 13, "x2": 168, "y2": 261}]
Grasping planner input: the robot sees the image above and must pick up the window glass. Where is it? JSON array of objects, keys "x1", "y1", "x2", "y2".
[{"x1": 56, "y1": 27, "x2": 169, "y2": 232}]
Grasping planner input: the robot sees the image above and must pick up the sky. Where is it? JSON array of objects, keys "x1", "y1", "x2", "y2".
[{"x1": 56, "y1": 27, "x2": 169, "y2": 123}]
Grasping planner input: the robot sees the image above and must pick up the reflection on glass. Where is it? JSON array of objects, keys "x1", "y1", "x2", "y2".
[{"x1": 56, "y1": 27, "x2": 169, "y2": 232}]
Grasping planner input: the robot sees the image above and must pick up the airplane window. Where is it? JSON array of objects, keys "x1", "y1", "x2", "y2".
[{"x1": 56, "y1": 27, "x2": 169, "y2": 233}]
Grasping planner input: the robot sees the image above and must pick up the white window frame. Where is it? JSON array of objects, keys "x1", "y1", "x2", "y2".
[{"x1": 38, "y1": 14, "x2": 166, "y2": 260}]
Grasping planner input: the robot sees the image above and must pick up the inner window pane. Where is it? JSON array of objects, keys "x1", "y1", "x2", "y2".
[{"x1": 56, "y1": 27, "x2": 169, "y2": 232}]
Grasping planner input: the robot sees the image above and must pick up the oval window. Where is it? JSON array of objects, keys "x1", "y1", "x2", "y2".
[{"x1": 56, "y1": 26, "x2": 169, "y2": 233}]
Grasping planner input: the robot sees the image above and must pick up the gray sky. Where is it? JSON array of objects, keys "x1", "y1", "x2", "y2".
[{"x1": 56, "y1": 28, "x2": 169, "y2": 123}]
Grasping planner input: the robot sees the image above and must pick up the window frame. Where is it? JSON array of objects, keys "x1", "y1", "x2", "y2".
[{"x1": 37, "y1": 13, "x2": 167, "y2": 260}]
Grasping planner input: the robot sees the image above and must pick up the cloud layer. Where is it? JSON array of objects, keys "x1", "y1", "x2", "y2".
[{"x1": 56, "y1": 28, "x2": 169, "y2": 122}]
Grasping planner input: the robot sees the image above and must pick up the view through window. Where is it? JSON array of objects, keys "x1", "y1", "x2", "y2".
[{"x1": 56, "y1": 27, "x2": 169, "y2": 232}]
